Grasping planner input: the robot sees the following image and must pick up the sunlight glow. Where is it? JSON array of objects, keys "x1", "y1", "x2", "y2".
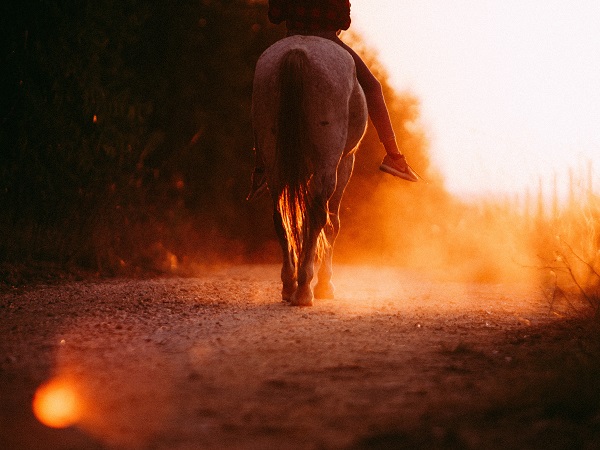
[
  {"x1": 350, "y1": 0, "x2": 600, "y2": 198},
  {"x1": 33, "y1": 378, "x2": 81, "y2": 429}
]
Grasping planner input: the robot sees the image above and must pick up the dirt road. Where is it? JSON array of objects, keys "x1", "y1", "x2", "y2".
[{"x1": 1, "y1": 265, "x2": 599, "y2": 449}]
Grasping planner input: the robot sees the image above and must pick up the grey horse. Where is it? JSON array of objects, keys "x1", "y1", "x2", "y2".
[{"x1": 252, "y1": 35, "x2": 368, "y2": 306}]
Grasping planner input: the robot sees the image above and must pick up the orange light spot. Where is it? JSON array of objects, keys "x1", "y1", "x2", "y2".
[
  {"x1": 33, "y1": 378, "x2": 80, "y2": 428},
  {"x1": 175, "y1": 179, "x2": 185, "y2": 190},
  {"x1": 92, "y1": 115, "x2": 97, "y2": 123}
]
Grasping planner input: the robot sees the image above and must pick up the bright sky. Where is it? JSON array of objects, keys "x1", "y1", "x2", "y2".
[{"x1": 350, "y1": 0, "x2": 600, "y2": 199}]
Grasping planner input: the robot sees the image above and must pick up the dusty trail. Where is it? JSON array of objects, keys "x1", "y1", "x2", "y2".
[{"x1": 1, "y1": 265, "x2": 599, "y2": 449}]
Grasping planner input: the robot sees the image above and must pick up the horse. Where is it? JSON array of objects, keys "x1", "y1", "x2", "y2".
[{"x1": 252, "y1": 35, "x2": 368, "y2": 306}]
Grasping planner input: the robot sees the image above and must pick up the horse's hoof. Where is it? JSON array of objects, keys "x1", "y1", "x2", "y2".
[
  {"x1": 281, "y1": 283, "x2": 297, "y2": 302},
  {"x1": 314, "y1": 281, "x2": 335, "y2": 299},
  {"x1": 290, "y1": 288, "x2": 313, "y2": 307}
]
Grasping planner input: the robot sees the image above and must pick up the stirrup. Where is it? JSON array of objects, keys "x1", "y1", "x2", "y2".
[{"x1": 246, "y1": 169, "x2": 268, "y2": 201}]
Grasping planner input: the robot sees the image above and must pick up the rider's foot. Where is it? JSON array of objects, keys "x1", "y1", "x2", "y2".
[
  {"x1": 246, "y1": 167, "x2": 268, "y2": 201},
  {"x1": 379, "y1": 153, "x2": 418, "y2": 182}
]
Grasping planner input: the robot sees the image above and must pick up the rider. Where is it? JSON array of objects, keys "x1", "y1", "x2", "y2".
[{"x1": 247, "y1": 0, "x2": 418, "y2": 200}]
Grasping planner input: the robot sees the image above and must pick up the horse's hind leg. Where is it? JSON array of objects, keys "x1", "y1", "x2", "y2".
[
  {"x1": 313, "y1": 215, "x2": 337, "y2": 299},
  {"x1": 314, "y1": 154, "x2": 355, "y2": 299},
  {"x1": 291, "y1": 193, "x2": 329, "y2": 307},
  {"x1": 273, "y1": 208, "x2": 297, "y2": 302}
]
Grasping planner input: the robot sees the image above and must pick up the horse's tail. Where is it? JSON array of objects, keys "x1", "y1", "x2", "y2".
[{"x1": 275, "y1": 48, "x2": 327, "y2": 265}]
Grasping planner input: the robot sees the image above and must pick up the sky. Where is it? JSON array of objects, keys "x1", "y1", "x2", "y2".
[{"x1": 349, "y1": 0, "x2": 600, "y2": 200}]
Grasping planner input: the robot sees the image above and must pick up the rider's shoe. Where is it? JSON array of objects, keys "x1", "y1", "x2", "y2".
[
  {"x1": 379, "y1": 154, "x2": 419, "y2": 182},
  {"x1": 246, "y1": 167, "x2": 268, "y2": 201}
]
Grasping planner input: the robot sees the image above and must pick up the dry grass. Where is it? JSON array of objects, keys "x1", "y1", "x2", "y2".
[
  {"x1": 537, "y1": 199, "x2": 600, "y2": 319},
  {"x1": 532, "y1": 165, "x2": 600, "y2": 319}
]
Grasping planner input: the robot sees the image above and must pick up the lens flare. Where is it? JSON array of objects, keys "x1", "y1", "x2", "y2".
[{"x1": 33, "y1": 378, "x2": 80, "y2": 428}]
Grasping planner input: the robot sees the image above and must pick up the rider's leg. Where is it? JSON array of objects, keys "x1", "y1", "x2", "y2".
[
  {"x1": 332, "y1": 38, "x2": 398, "y2": 153},
  {"x1": 331, "y1": 37, "x2": 418, "y2": 182}
]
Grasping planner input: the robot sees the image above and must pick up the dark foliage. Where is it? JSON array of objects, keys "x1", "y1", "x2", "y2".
[
  {"x1": 0, "y1": 0, "x2": 284, "y2": 273},
  {"x1": 0, "y1": 1, "x2": 439, "y2": 276}
]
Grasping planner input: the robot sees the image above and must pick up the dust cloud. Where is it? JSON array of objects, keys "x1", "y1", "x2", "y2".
[
  {"x1": 139, "y1": 34, "x2": 543, "y2": 290},
  {"x1": 328, "y1": 35, "x2": 538, "y2": 285}
]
